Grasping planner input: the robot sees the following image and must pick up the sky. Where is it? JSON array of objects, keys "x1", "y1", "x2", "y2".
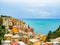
[{"x1": 0, "y1": 0, "x2": 60, "y2": 19}]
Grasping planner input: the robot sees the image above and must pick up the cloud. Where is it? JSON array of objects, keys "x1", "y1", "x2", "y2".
[
  {"x1": 39, "y1": 11, "x2": 51, "y2": 16},
  {"x1": 0, "y1": 0, "x2": 60, "y2": 7},
  {"x1": 26, "y1": 8, "x2": 58, "y2": 18},
  {"x1": 39, "y1": 11, "x2": 57, "y2": 18},
  {"x1": 0, "y1": 0, "x2": 60, "y2": 18}
]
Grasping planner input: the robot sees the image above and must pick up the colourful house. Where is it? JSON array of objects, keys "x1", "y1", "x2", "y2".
[
  {"x1": 40, "y1": 34, "x2": 47, "y2": 41},
  {"x1": 4, "y1": 34, "x2": 12, "y2": 40},
  {"x1": 29, "y1": 39, "x2": 41, "y2": 45},
  {"x1": 11, "y1": 34, "x2": 19, "y2": 42},
  {"x1": 12, "y1": 26, "x2": 18, "y2": 33}
]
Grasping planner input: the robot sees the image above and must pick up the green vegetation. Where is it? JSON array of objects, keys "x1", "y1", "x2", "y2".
[
  {"x1": 0, "y1": 25, "x2": 6, "y2": 45},
  {"x1": 46, "y1": 25, "x2": 60, "y2": 42},
  {"x1": 0, "y1": 17, "x2": 3, "y2": 25}
]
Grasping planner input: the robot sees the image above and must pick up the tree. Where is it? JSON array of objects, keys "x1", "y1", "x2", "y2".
[
  {"x1": 0, "y1": 17, "x2": 3, "y2": 25},
  {"x1": 46, "y1": 31, "x2": 52, "y2": 42},
  {"x1": 46, "y1": 25, "x2": 60, "y2": 42},
  {"x1": 0, "y1": 25, "x2": 6, "y2": 45}
]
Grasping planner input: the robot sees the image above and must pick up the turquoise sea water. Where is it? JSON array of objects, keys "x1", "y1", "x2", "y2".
[{"x1": 21, "y1": 19, "x2": 60, "y2": 34}]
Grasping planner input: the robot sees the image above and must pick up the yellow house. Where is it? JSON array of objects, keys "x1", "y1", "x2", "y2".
[
  {"x1": 40, "y1": 34, "x2": 47, "y2": 41},
  {"x1": 4, "y1": 34, "x2": 12, "y2": 40},
  {"x1": 43, "y1": 35, "x2": 47, "y2": 41},
  {"x1": 12, "y1": 26, "x2": 18, "y2": 33},
  {"x1": 29, "y1": 39, "x2": 41, "y2": 45}
]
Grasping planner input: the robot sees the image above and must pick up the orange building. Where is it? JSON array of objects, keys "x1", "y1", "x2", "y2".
[{"x1": 12, "y1": 26, "x2": 18, "y2": 33}]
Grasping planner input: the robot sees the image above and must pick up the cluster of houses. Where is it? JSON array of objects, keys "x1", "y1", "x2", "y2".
[{"x1": 0, "y1": 15, "x2": 47, "y2": 45}]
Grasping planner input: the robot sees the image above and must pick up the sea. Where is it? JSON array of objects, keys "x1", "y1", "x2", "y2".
[{"x1": 20, "y1": 19, "x2": 60, "y2": 34}]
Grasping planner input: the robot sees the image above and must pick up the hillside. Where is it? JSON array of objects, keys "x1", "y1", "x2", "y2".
[{"x1": 46, "y1": 25, "x2": 60, "y2": 41}]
